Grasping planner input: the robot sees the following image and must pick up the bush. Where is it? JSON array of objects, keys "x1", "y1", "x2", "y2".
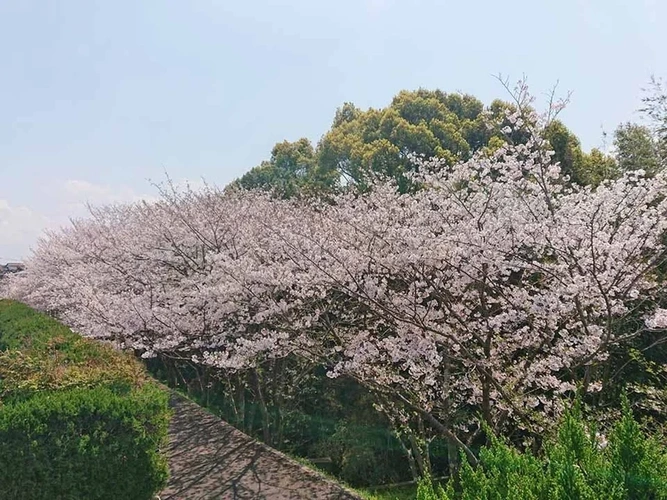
[
  {"x1": 0, "y1": 385, "x2": 169, "y2": 500},
  {"x1": 0, "y1": 300, "x2": 170, "y2": 500},
  {"x1": 417, "y1": 398, "x2": 667, "y2": 500}
]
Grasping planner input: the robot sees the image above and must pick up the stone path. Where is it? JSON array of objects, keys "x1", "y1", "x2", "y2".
[{"x1": 160, "y1": 392, "x2": 362, "y2": 500}]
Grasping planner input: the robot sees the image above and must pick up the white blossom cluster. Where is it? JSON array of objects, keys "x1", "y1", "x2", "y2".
[{"x1": 3, "y1": 113, "x2": 667, "y2": 441}]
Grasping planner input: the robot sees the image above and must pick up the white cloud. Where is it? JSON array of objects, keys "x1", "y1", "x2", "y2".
[
  {"x1": 59, "y1": 179, "x2": 160, "y2": 223},
  {"x1": 0, "y1": 199, "x2": 51, "y2": 262},
  {"x1": 62, "y1": 177, "x2": 206, "y2": 208},
  {"x1": 1, "y1": 178, "x2": 208, "y2": 261},
  {"x1": 63, "y1": 179, "x2": 153, "y2": 205}
]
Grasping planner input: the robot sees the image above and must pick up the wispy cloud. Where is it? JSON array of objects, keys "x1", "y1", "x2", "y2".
[
  {"x1": 1, "y1": 180, "x2": 152, "y2": 262},
  {"x1": 0, "y1": 178, "x2": 209, "y2": 261},
  {"x1": 63, "y1": 179, "x2": 154, "y2": 205},
  {"x1": 0, "y1": 199, "x2": 51, "y2": 262}
]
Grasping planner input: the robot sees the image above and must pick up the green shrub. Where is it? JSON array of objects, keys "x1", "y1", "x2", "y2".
[
  {"x1": 608, "y1": 396, "x2": 667, "y2": 499},
  {"x1": 418, "y1": 398, "x2": 667, "y2": 500},
  {"x1": 0, "y1": 300, "x2": 170, "y2": 500},
  {"x1": 0, "y1": 385, "x2": 169, "y2": 500}
]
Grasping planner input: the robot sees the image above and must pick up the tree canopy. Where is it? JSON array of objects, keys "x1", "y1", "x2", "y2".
[
  {"x1": 613, "y1": 123, "x2": 662, "y2": 176},
  {"x1": 235, "y1": 88, "x2": 616, "y2": 195},
  {"x1": 234, "y1": 138, "x2": 332, "y2": 198}
]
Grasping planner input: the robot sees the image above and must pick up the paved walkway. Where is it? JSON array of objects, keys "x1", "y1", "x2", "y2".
[{"x1": 160, "y1": 393, "x2": 361, "y2": 500}]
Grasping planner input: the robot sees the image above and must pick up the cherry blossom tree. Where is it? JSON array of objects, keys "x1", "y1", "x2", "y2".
[{"x1": 4, "y1": 94, "x2": 666, "y2": 474}]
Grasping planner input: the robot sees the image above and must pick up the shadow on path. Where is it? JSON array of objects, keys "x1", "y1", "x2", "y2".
[{"x1": 160, "y1": 393, "x2": 361, "y2": 500}]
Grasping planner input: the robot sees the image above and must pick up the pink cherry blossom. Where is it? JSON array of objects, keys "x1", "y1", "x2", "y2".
[{"x1": 4, "y1": 105, "x2": 666, "y2": 457}]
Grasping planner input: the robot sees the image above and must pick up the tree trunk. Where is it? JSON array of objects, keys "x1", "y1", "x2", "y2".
[{"x1": 252, "y1": 369, "x2": 272, "y2": 446}]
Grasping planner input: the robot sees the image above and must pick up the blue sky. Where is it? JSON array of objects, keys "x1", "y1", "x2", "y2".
[{"x1": 0, "y1": 0, "x2": 664, "y2": 261}]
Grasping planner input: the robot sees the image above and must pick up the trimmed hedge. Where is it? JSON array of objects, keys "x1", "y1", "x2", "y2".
[{"x1": 0, "y1": 300, "x2": 170, "y2": 500}]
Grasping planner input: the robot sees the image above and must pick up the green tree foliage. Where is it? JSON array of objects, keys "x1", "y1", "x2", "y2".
[
  {"x1": 613, "y1": 123, "x2": 662, "y2": 176},
  {"x1": 578, "y1": 148, "x2": 618, "y2": 187},
  {"x1": 238, "y1": 89, "x2": 611, "y2": 195},
  {"x1": 543, "y1": 120, "x2": 617, "y2": 186},
  {"x1": 613, "y1": 75, "x2": 667, "y2": 175},
  {"x1": 318, "y1": 90, "x2": 486, "y2": 192},
  {"x1": 234, "y1": 138, "x2": 337, "y2": 198},
  {"x1": 641, "y1": 76, "x2": 667, "y2": 151}
]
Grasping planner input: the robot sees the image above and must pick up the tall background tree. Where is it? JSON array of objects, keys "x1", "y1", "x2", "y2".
[
  {"x1": 235, "y1": 88, "x2": 616, "y2": 194},
  {"x1": 607, "y1": 75, "x2": 667, "y2": 179},
  {"x1": 234, "y1": 138, "x2": 337, "y2": 198},
  {"x1": 613, "y1": 123, "x2": 662, "y2": 176},
  {"x1": 640, "y1": 75, "x2": 667, "y2": 168}
]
